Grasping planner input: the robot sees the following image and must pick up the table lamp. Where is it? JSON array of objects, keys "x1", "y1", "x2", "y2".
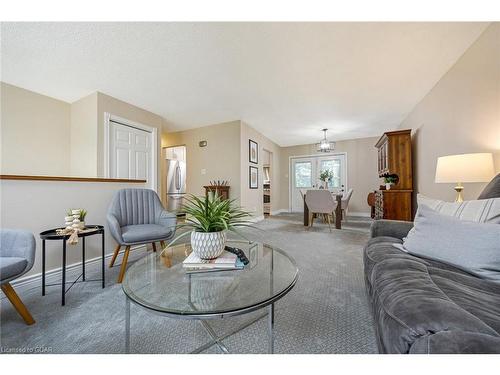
[{"x1": 435, "y1": 153, "x2": 495, "y2": 202}]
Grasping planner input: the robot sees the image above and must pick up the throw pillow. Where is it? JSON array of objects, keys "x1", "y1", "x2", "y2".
[
  {"x1": 478, "y1": 173, "x2": 500, "y2": 200},
  {"x1": 417, "y1": 194, "x2": 500, "y2": 223},
  {"x1": 402, "y1": 205, "x2": 500, "y2": 282}
]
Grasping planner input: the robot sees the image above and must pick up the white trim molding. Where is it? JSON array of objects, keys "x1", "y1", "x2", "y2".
[
  {"x1": 249, "y1": 215, "x2": 265, "y2": 223},
  {"x1": 347, "y1": 212, "x2": 372, "y2": 218},
  {"x1": 270, "y1": 209, "x2": 288, "y2": 215}
]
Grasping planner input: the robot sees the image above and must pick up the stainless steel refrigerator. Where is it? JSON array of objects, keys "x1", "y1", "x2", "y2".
[{"x1": 165, "y1": 146, "x2": 186, "y2": 213}]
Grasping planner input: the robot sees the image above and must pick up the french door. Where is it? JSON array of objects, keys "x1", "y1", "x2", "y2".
[{"x1": 290, "y1": 154, "x2": 347, "y2": 212}]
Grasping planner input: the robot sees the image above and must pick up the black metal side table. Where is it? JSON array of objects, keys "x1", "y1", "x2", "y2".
[{"x1": 39, "y1": 225, "x2": 105, "y2": 306}]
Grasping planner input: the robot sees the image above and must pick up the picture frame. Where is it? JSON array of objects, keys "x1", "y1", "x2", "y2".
[
  {"x1": 249, "y1": 139, "x2": 258, "y2": 164},
  {"x1": 249, "y1": 166, "x2": 258, "y2": 189}
]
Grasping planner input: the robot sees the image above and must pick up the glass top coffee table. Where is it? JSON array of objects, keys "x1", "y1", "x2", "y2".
[{"x1": 122, "y1": 240, "x2": 298, "y2": 354}]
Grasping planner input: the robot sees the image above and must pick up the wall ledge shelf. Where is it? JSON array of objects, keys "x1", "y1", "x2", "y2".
[{"x1": 0, "y1": 175, "x2": 147, "y2": 183}]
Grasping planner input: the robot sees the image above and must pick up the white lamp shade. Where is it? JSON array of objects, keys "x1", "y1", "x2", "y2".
[{"x1": 435, "y1": 153, "x2": 495, "y2": 183}]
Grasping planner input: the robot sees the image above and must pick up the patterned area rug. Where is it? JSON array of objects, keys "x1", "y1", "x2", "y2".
[{"x1": 0, "y1": 214, "x2": 377, "y2": 354}]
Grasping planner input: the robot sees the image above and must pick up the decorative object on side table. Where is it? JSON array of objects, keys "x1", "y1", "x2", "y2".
[
  {"x1": 319, "y1": 169, "x2": 334, "y2": 189},
  {"x1": 164, "y1": 192, "x2": 253, "y2": 260},
  {"x1": 249, "y1": 166, "x2": 258, "y2": 189},
  {"x1": 249, "y1": 139, "x2": 258, "y2": 164},
  {"x1": 59, "y1": 208, "x2": 89, "y2": 244}
]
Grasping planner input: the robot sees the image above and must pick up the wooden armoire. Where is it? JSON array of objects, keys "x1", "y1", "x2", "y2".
[{"x1": 374, "y1": 129, "x2": 413, "y2": 221}]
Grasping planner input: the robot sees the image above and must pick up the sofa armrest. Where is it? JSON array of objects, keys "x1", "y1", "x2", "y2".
[
  {"x1": 106, "y1": 214, "x2": 123, "y2": 244},
  {"x1": 370, "y1": 220, "x2": 413, "y2": 240}
]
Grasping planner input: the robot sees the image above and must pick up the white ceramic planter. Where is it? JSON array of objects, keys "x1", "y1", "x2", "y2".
[
  {"x1": 191, "y1": 230, "x2": 227, "y2": 260},
  {"x1": 386, "y1": 183, "x2": 392, "y2": 190}
]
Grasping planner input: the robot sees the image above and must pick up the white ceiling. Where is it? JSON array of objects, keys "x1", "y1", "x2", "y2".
[{"x1": 0, "y1": 22, "x2": 488, "y2": 146}]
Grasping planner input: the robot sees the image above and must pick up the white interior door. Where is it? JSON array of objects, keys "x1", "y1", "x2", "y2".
[
  {"x1": 110, "y1": 121, "x2": 152, "y2": 186},
  {"x1": 290, "y1": 153, "x2": 347, "y2": 212}
]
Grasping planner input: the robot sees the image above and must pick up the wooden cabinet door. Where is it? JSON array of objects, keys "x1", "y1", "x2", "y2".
[{"x1": 382, "y1": 192, "x2": 412, "y2": 221}]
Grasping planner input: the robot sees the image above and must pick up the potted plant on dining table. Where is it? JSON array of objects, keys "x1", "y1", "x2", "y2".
[
  {"x1": 163, "y1": 192, "x2": 254, "y2": 260},
  {"x1": 319, "y1": 169, "x2": 334, "y2": 190}
]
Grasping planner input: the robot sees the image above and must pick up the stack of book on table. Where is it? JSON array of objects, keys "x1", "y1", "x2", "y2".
[{"x1": 183, "y1": 250, "x2": 245, "y2": 273}]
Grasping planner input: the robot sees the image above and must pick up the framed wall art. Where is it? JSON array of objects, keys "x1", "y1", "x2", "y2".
[
  {"x1": 249, "y1": 139, "x2": 258, "y2": 164},
  {"x1": 249, "y1": 166, "x2": 258, "y2": 189}
]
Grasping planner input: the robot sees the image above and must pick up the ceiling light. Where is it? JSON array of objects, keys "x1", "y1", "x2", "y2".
[{"x1": 316, "y1": 128, "x2": 335, "y2": 153}]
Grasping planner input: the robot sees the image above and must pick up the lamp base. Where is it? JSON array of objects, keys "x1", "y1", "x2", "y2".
[{"x1": 454, "y1": 183, "x2": 464, "y2": 203}]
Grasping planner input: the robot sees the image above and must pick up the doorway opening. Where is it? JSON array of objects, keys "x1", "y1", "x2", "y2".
[{"x1": 262, "y1": 149, "x2": 272, "y2": 218}]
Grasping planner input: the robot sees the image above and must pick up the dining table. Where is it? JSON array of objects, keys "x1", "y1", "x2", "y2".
[{"x1": 301, "y1": 190, "x2": 343, "y2": 229}]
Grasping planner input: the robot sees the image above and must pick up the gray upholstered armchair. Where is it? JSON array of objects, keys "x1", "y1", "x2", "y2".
[
  {"x1": 107, "y1": 188, "x2": 177, "y2": 283},
  {"x1": 0, "y1": 229, "x2": 36, "y2": 325}
]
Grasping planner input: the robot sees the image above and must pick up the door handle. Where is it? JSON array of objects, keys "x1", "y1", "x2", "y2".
[{"x1": 175, "y1": 166, "x2": 181, "y2": 190}]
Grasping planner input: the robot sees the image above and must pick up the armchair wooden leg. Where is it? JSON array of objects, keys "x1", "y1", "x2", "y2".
[
  {"x1": 152, "y1": 242, "x2": 157, "y2": 252},
  {"x1": 109, "y1": 245, "x2": 121, "y2": 268},
  {"x1": 309, "y1": 212, "x2": 314, "y2": 228},
  {"x1": 160, "y1": 240, "x2": 166, "y2": 249},
  {"x1": 117, "y1": 246, "x2": 131, "y2": 284},
  {"x1": 1, "y1": 283, "x2": 35, "y2": 325}
]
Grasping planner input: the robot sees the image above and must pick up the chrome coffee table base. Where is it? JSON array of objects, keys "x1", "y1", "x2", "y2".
[
  {"x1": 125, "y1": 297, "x2": 275, "y2": 354},
  {"x1": 191, "y1": 305, "x2": 274, "y2": 354}
]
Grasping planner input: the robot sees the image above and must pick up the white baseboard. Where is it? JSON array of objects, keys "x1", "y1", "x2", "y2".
[
  {"x1": 270, "y1": 209, "x2": 288, "y2": 215},
  {"x1": 2, "y1": 244, "x2": 148, "y2": 298},
  {"x1": 250, "y1": 215, "x2": 265, "y2": 223},
  {"x1": 347, "y1": 212, "x2": 371, "y2": 218}
]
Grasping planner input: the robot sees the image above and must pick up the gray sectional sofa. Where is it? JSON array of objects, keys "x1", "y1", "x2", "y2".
[{"x1": 364, "y1": 219, "x2": 500, "y2": 354}]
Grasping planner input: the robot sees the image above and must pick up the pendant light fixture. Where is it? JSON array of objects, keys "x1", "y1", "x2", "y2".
[{"x1": 316, "y1": 128, "x2": 335, "y2": 153}]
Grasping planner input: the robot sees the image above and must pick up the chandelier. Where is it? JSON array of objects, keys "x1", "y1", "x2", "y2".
[{"x1": 316, "y1": 128, "x2": 335, "y2": 153}]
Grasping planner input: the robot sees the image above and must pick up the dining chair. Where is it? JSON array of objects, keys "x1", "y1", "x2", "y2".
[
  {"x1": 305, "y1": 190, "x2": 337, "y2": 231},
  {"x1": 107, "y1": 188, "x2": 177, "y2": 283},
  {"x1": 0, "y1": 229, "x2": 36, "y2": 325},
  {"x1": 340, "y1": 188, "x2": 354, "y2": 220}
]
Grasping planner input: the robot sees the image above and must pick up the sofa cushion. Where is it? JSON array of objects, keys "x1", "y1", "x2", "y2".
[
  {"x1": 409, "y1": 331, "x2": 500, "y2": 354},
  {"x1": 0, "y1": 257, "x2": 28, "y2": 282},
  {"x1": 402, "y1": 205, "x2": 500, "y2": 282},
  {"x1": 121, "y1": 224, "x2": 174, "y2": 244},
  {"x1": 417, "y1": 193, "x2": 500, "y2": 223},
  {"x1": 363, "y1": 238, "x2": 426, "y2": 297},
  {"x1": 370, "y1": 257, "x2": 500, "y2": 353},
  {"x1": 478, "y1": 173, "x2": 500, "y2": 200}
]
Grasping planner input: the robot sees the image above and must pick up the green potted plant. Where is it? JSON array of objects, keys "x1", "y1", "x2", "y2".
[
  {"x1": 383, "y1": 175, "x2": 398, "y2": 190},
  {"x1": 319, "y1": 169, "x2": 334, "y2": 189},
  {"x1": 65, "y1": 208, "x2": 87, "y2": 229},
  {"x1": 165, "y1": 193, "x2": 253, "y2": 260}
]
